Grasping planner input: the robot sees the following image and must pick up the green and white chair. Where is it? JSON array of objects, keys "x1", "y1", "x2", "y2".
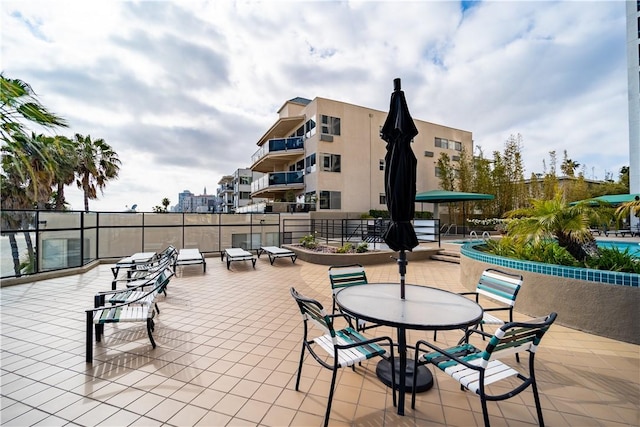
[
  {"x1": 434, "y1": 268, "x2": 523, "y2": 345},
  {"x1": 413, "y1": 312, "x2": 557, "y2": 427},
  {"x1": 328, "y1": 264, "x2": 376, "y2": 331},
  {"x1": 290, "y1": 287, "x2": 396, "y2": 427}
]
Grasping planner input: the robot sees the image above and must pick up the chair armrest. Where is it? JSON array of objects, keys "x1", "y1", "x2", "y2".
[
  {"x1": 458, "y1": 291, "x2": 479, "y2": 302},
  {"x1": 415, "y1": 339, "x2": 483, "y2": 371}
]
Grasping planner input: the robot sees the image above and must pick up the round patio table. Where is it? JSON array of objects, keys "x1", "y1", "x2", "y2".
[{"x1": 335, "y1": 283, "x2": 483, "y2": 416}]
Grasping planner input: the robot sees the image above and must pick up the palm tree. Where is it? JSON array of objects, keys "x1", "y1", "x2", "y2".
[
  {"x1": 1, "y1": 75, "x2": 69, "y2": 207},
  {"x1": 74, "y1": 134, "x2": 121, "y2": 211},
  {"x1": 51, "y1": 135, "x2": 77, "y2": 210},
  {"x1": 505, "y1": 193, "x2": 602, "y2": 262}
]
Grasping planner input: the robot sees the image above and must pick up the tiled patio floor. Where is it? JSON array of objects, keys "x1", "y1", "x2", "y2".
[{"x1": 1, "y1": 256, "x2": 638, "y2": 426}]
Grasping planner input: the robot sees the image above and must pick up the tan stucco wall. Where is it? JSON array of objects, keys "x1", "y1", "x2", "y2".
[{"x1": 460, "y1": 254, "x2": 640, "y2": 344}]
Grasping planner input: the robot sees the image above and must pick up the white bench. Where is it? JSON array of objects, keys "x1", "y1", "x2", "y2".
[
  {"x1": 222, "y1": 248, "x2": 256, "y2": 270},
  {"x1": 174, "y1": 248, "x2": 206, "y2": 273},
  {"x1": 257, "y1": 246, "x2": 297, "y2": 265}
]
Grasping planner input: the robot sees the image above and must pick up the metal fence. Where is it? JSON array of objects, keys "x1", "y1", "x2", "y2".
[{"x1": 0, "y1": 210, "x2": 282, "y2": 279}]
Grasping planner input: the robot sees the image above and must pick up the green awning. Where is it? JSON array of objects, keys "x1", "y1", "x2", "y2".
[
  {"x1": 415, "y1": 190, "x2": 495, "y2": 203},
  {"x1": 570, "y1": 193, "x2": 640, "y2": 206}
]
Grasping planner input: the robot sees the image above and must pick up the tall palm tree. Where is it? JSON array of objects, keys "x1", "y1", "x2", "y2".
[
  {"x1": 74, "y1": 134, "x2": 121, "y2": 211},
  {"x1": 505, "y1": 193, "x2": 602, "y2": 262},
  {"x1": 1, "y1": 74, "x2": 68, "y2": 206},
  {"x1": 51, "y1": 135, "x2": 77, "y2": 210}
]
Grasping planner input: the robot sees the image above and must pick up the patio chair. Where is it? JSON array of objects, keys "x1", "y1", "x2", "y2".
[
  {"x1": 290, "y1": 287, "x2": 396, "y2": 427},
  {"x1": 412, "y1": 312, "x2": 558, "y2": 427},
  {"x1": 434, "y1": 268, "x2": 523, "y2": 355},
  {"x1": 328, "y1": 264, "x2": 377, "y2": 331}
]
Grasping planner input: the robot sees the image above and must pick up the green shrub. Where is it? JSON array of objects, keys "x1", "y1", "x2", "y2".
[
  {"x1": 337, "y1": 243, "x2": 353, "y2": 253},
  {"x1": 299, "y1": 233, "x2": 317, "y2": 249},
  {"x1": 585, "y1": 247, "x2": 640, "y2": 273},
  {"x1": 356, "y1": 242, "x2": 369, "y2": 253}
]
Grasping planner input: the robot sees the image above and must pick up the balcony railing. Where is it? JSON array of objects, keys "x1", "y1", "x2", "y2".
[
  {"x1": 251, "y1": 137, "x2": 304, "y2": 165},
  {"x1": 251, "y1": 171, "x2": 304, "y2": 193}
]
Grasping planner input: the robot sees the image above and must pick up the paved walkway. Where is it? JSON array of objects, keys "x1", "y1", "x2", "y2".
[{"x1": 1, "y1": 256, "x2": 638, "y2": 426}]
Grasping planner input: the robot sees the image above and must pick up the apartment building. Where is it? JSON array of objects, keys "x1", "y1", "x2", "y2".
[
  {"x1": 216, "y1": 176, "x2": 234, "y2": 213},
  {"x1": 249, "y1": 96, "x2": 473, "y2": 214}
]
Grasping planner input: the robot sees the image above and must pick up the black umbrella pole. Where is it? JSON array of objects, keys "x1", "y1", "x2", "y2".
[{"x1": 399, "y1": 250, "x2": 407, "y2": 299}]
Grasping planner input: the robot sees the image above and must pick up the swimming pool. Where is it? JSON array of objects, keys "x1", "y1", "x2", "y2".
[{"x1": 597, "y1": 240, "x2": 640, "y2": 257}]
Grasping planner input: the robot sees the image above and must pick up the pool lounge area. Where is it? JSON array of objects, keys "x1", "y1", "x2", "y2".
[{"x1": 1, "y1": 257, "x2": 639, "y2": 426}]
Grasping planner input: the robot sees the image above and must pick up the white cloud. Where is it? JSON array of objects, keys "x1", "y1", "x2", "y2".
[{"x1": 1, "y1": 0, "x2": 630, "y2": 211}]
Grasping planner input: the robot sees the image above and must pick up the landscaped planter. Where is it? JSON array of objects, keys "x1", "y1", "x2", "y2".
[
  {"x1": 460, "y1": 243, "x2": 640, "y2": 344},
  {"x1": 284, "y1": 244, "x2": 439, "y2": 266}
]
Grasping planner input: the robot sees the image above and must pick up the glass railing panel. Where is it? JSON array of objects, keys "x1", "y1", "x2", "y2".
[
  {"x1": 184, "y1": 213, "x2": 220, "y2": 225},
  {"x1": 98, "y1": 228, "x2": 144, "y2": 258},
  {"x1": 84, "y1": 211, "x2": 97, "y2": 228},
  {"x1": 38, "y1": 229, "x2": 84, "y2": 271},
  {"x1": 98, "y1": 212, "x2": 143, "y2": 227},
  {"x1": 1, "y1": 230, "x2": 35, "y2": 278},
  {"x1": 144, "y1": 213, "x2": 183, "y2": 226},
  {"x1": 184, "y1": 227, "x2": 219, "y2": 253},
  {"x1": 39, "y1": 211, "x2": 80, "y2": 229},
  {"x1": 143, "y1": 228, "x2": 182, "y2": 253}
]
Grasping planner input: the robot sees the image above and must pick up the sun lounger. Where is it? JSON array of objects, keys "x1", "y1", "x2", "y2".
[
  {"x1": 111, "y1": 252, "x2": 157, "y2": 278},
  {"x1": 222, "y1": 248, "x2": 256, "y2": 270},
  {"x1": 257, "y1": 246, "x2": 297, "y2": 265},
  {"x1": 174, "y1": 248, "x2": 206, "y2": 273}
]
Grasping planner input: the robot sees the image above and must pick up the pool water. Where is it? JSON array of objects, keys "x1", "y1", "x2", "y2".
[{"x1": 597, "y1": 240, "x2": 640, "y2": 258}]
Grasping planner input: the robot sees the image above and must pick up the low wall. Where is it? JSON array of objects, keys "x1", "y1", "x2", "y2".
[
  {"x1": 460, "y1": 244, "x2": 640, "y2": 344},
  {"x1": 285, "y1": 245, "x2": 439, "y2": 266}
]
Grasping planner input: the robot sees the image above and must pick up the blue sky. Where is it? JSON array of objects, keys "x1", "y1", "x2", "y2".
[{"x1": 1, "y1": 0, "x2": 629, "y2": 211}]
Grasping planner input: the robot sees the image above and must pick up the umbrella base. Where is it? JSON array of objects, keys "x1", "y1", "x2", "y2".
[{"x1": 376, "y1": 358, "x2": 433, "y2": 392}]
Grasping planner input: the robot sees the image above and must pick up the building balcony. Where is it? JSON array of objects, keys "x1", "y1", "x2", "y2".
[
  {"x1": 251, "y1": 171, "x2": 304, "y2": 199},
  {"x1": 250, "y1": 137, "x2": 304, "y2": 172}
]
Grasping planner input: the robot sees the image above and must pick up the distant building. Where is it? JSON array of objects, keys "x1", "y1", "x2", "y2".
[
  {"x1": 176, "y1": 188, "x2": 218, "y2": 213},
  {"x1": 217, "y1": 176, "x2": 234, "y2": 213}
]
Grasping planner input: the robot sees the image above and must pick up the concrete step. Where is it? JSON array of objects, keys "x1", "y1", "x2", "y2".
[{"x1": 430, "y1": 250, "x2": 461, "y2": 264}]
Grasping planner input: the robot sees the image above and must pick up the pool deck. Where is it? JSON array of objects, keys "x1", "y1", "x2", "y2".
[{"x1": 1, "y1": 257, "x2": 638, "y2": 426}]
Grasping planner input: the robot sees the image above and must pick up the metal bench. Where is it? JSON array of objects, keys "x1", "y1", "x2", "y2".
[{"x1": 221, "y1": 248, "x2": 256, "y2": 270}]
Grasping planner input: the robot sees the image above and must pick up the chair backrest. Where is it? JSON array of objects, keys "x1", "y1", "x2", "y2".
[
  {"x1": 290, "y1": 287, "x2": 334, "y2": 336},
  {"x1": 476, "y1": 268, "x2": 523, "y2": 307},
  {"x1": 328, "y1": 264, "x2": 368, "y2": 294},
  {"x1": 159, "y1": 245, "x2": 177, "y2": 262},
  {"x1": 481, "y1": 312, "x2": 557, "y2": 364}
]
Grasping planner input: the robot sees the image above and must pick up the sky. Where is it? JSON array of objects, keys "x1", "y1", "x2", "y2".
[{"x1": 1, "y1": 0, "x2": 630, "y2": 212}]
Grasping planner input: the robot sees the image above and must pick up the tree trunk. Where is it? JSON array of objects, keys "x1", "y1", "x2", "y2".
[
  {"x1": 55, "y1": 181, "x2": 66, "y2": 210},
  {"x1": 7, "y1": 232, "x2": 21, "y2": 276}
]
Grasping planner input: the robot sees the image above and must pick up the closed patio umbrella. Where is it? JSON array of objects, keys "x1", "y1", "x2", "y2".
[{"x1": 381, "y1": 78, "x2": 419, "y2": 299}]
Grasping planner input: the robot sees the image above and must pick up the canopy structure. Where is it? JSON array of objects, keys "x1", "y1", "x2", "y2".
[
  {"x1": 415, "y1": 190, "x2": 495, "y2": 236},
  {"x1": 570, "y1": 193, "x2": 640, "y2": 206}
]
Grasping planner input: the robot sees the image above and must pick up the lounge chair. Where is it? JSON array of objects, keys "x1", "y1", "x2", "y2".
[
  {"x1": 221, "y1": 248, "x2": 256, "y2": 269},
  {"x1": 174, "y1": 248, "x2": 206, "y2": 273},
  {"x1": 257, "y1": 246, "x2": 297, "y2": 265}
]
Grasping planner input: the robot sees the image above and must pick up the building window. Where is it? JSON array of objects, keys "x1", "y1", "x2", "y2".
[
  {"x1": 379, "y1": 159, "x2": 385, "y2": 170},
  {"x1": 435, "y1": 137, "x2": 448, "y2": 149},
  {"x1": 305, "y1": 116, "x2": 316, "y2": 139},
  {"x1": 321, "y1": 115, "x2": 341, "y2": 135},
  {"x1": 379, "y1": 193, "x2": 386, "y2": 204},
  {"x1": 454, "y1": 141, "x2": 462, "y2": 151},
  {"x1": 452, "y1": 155, "x2": 460, "y2": 161},
  {"x1": 305, "y1": 153, "x2": 316, "y2": 173},
  {"x1": 239, "y1": 192, "x2": 251, "y2": 199},
  {"x1": 239, "y1": 176, "x2": 251, "y2": 185},
  {"x1": 321, "y1": 154, "x2": 341, "y2": 172},
  {"x1": 435, "y1": 167, "x2": 441, "y2": 178},
  {"x1": 424, "y1": 151, "x2": 434, "y2": 157},
  {"x1": 319, "y1": 191, "x2": 341, "y2": 209}
]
